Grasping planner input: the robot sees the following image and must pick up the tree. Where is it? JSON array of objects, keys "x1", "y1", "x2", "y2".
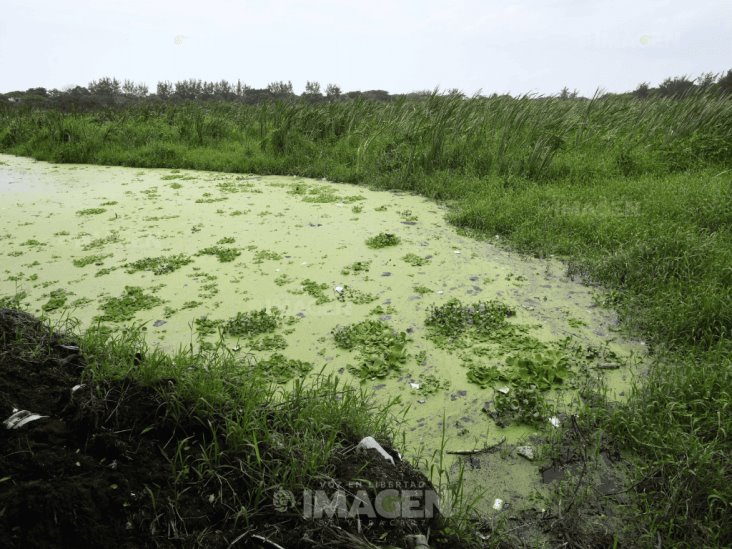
[
  {"x1": 267, "y1": 80, "x2": 294, "y2": 96},
  {"x1": 156, "y1": 81, "x2": 173, "y2": 99},
  {"x1": 122, "y1": 80, "x2": 148, "y2": 97},
  {"x1": 633, "y1": 82, "x2": 651, "y2": 99},
  {"x1": 717, "y1": 70, "x2": 732, "y2": 96},
  {"x1": 658, "y1": 76, "x2": 695, "y2": 99},
  {"x1": 304, "y1": 81, "x2": 322, "y2": 96},
  {"x1": 88, "y1": 77, "x2": 121, "y2": 96},
  {"x1": 325, "y1": 83, "x2": 341, "y2": 99}
]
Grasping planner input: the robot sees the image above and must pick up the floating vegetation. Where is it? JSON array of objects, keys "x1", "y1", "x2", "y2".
[
  {"x1": 73, "y1": 254, "x2": 112, "y2": 268},
  {"x1": 41, "y1": 289, "x2": 70, "y2": 312},
  {"x1": 96, "y1": 286, "x2": 162, "y2": 322},
  {"x1": 76, "y1": 208, "x2": 106, "y2": 216},
  {"x1": 399, "y1": 209, "x2": 419, "y2": 222},
  {"x1": 197, "y1": 246, "x2": 241, "y2": 263},
  {"x1": 253, "y1": 249, "x2": 283, "y2": 263},
  {"x1": 413, "y1": 285, "x2": 433, "y2": 295},
  {"x1": 336, "y1": 286, "x2": 377, "y2": 305},
  {"x1": 256, "y1": 353, "x2": 313, "y2": 384},
  {"x1": 332, "y1": 320, "x2": 409, "y2": 380},
  {"x1": 341, "y1": 260, "x2": 371, "y2": 276},
  {"x1": 95, "y1": 267, "x2": 115, "y2": 277},
  {"x1": 298, "y1": 279, "x2": 332, "y2": 304},
  {"x1": 168, "y1": 182, "x2": 183, "y2": 189},
  {"x1": 490, "y1": 382, "x2": 550, "y2": 427},
  {"x1": 217, "y1": 236, "x2": 236, "y2": 244},
  {"x1": 194, "y1": 317, "x2": 224, "y2": 337},
  {"x1": 425, "y1": 298, "x2": 515, "y2": 346},
  {"x1": 20, "y1": 239, "x2": 44, "y2": 247},
  {"x1": 505, "y1": 350, "x2": 571, "y2": 390},
  {"x1": 465, "y1": 363, "x2": 506, "y2": 389},
  {"x1": 274, "y1": 274, "x2": 294, "y2": 286},
  {"x1": 224, "y1": 307, "x2": 283, "y2": 338},
  {"x1": 125, "y1": 254, "x2": 193, "y2": 275},
  {"x1": 415, "y1": 374, "x2": 451, "y2": 395},
  {"x1": 82, "y1": 232, "x2": 120, "y2": 251},
  {"x1": 249, "y1": 334, "x2": 288, "y2": 351},
  {"x1": 351, "y1": 205, "x2": 363, "y2": 214},
  {"x1": 100, "y1": 201, "x2": 118, "y2": 206},
  {"x1": 402, "y1": 253, "x2": 430, "y2": 267},
  {"x1": 0, "y1": 290, "x2": 27, "y2": 309},
  {"x1": 365, "y1": 233, "x2": 400, "y2": 249}
]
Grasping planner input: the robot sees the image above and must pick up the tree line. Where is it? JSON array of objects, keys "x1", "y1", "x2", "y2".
[{"x1": 2, "y1": 70, "x2": 731, "y2": 110}]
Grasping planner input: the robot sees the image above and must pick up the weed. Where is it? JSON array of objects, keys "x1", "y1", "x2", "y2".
[
  {"x1": 42, "y1": 288, "x2": 70, "y2": 312},
  {"x1": 73, "y1": 253, "x2": 112, "y2": 268}
]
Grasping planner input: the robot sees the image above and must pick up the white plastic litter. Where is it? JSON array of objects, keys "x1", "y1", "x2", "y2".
[
  {"x1": 453, "y1": 250, "x2": 461, "y2": 254},
  {"x1": 516, "y1": 446, "x2": 535, "y2": 461},
  {"x1": 357, "y1": 436, "x2": 394, "y2": 465},
  {"x1": 334, "y1": 286, "x2": 344, "y2": 293},
  {"x1": 492, "y1": 498, "x2": 504, "y2": 510},
  {"x1": 497, "y1": 386, "x2": 510, "y2": 395},
  {"x1": 71, "y1": 384, "x2": 85, "y2": 394},
  {"x1": 3, "y1": 410, "x2": 48, "y2": 430},
  {"x1": 549, "y1": 416, "x2": 561, "y2": 428},
  {"x1": 409, "y1": 382, "x2": 420, "y2": 390}
]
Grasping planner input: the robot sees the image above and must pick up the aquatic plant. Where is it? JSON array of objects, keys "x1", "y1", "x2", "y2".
[
  {"x1": 196, "y1": 246, "x2": 241, "y2": 263},
  {"x1": 402, "y1": 253, "x2": 430, "y2": 267},
  {"x1": 224, "y1": 307, "x2": 283, "y2": 337},
  {"x1": 365, "y1": 233, "x2": 400, "y2": 249},
  {"x1": 96, "y1": 286, "x2": 163, "y2": 322},
  {"x1": 125, "y1": 254, "x2": 193, "y2": 275},
  {"x1": 424, "y1": 298, "x2": 515, "y2": 342}
]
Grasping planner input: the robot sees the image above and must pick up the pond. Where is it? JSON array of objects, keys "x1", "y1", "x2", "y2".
[{"x1": 0, "y1": 154, "x2": 645, "y2": 513}]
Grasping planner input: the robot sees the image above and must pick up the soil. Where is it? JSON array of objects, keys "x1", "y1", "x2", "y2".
[{"x1": 0, "y1": 309, "x2": 457, "y2": 548}]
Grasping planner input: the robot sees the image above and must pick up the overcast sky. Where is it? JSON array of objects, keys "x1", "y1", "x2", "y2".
[{"x1": 1, "y1": 0, "x2": 730, "y2": 96}]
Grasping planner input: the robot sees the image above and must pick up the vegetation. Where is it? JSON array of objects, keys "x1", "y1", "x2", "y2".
[
  {"x1": 366, "y1": 233, "x2": 401, "y2": 249},
  {"x1": 1, "y1": 74, "x2": 731, "y2": 545}
]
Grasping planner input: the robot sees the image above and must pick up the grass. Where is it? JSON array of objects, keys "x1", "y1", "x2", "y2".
[{"x1": 1, "y1": 91, "x2": 731, "y2": 545}]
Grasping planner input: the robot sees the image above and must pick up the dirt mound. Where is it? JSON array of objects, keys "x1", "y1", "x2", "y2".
[{"x1": 0, "y1": 309, "x2": 452, "y2": 548}]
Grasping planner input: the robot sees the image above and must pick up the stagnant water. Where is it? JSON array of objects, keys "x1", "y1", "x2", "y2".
[{"x1": 0, "y1": 154, "x2": 645, "y2": 513}]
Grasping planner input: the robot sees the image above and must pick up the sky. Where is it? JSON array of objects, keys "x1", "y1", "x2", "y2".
[{"x1": 1, "y1": 0, "x2": 730, "y2": 96}]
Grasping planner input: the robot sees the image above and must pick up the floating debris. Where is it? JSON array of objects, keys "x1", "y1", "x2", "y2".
[
  {"x1": 3, "y1": 409, "x2": 48, "y2": 430},
  {"x1": 357, "y1": 436, "x2": 394, "y2": 465},
  {"x1": 492, "y1": 498, "x2": 504, "y2": 511},
  {"x1": 549, "y1": 416, "x2": 561, "y2": 428},
  {"x1": 516, "y1": 446, "x2": 535, "y2": 461},
  {"x1": 409, "y1": 382, "x2": 420, "y2": 390}
]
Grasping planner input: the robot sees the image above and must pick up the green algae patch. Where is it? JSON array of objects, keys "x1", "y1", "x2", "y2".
[
  {"x1": 297, "y1": 279, "x2": 332, "y2": 305},
  {"x1": 125, "y1": 254, "x2": 193, "y2": 275},
  {"x1": 366, "y1": 233, "x2": 400, "y2": 249},
  {"x1": 97, "y1": 286, "x2": 163, "y2": 322}
]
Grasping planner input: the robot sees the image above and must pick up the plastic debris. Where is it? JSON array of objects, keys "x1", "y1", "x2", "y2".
[
  {"x1": 357, "y1": 436, "x2": 394, "y2": 465},
  {"x1": 58, "y1": 344, "x2": 80, "y2": 351},
  {"x1": 334, "y1": 286, "x2": 344, "y2": 293},
  {"x1": 409, "y1": 382, "x2": 420, "y2": 390},
  {"x1": 417, "y1": 399, "x2": 426, "y2": 404},
  {"x1": 497, "y1": 386, "x2": 510, "y2": 395},
  {"x1": 453, "y1": 250, "x2": 461, "y2": 254},
  {"x1": 71, "y1": 384, "x2": 85, "y2": 394},
  {"x1": 492, "y1": 498, "x2": 504, "y2": 510},
  {"x1": 516, "y1": 446, "x2": 535, "y2": 461},
  {"x1": 3, "y1": 410, "x2": 48, "y2": 430},
  {"x1": 549, "y1": 416, "x2": 561, "y2": 428}
]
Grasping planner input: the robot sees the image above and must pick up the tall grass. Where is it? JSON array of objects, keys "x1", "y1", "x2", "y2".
[{"x1": 1, "y1": 91, "x2": 731, "y2": 545}]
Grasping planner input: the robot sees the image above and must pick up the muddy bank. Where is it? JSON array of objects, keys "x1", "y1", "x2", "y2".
[{"x1": 0, "y1": 309, "x2": 455, "y2": 548}]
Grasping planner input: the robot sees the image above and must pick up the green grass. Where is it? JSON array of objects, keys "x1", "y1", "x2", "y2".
[{"x1": 1, "y1": 92, "x2": 731, "y2": 545}]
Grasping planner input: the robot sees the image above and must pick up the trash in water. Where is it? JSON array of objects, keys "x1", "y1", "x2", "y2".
[
  {"x1": 549, "y1": 416, "x2": 561, "y2": 428},
  {"x1": 497, "y1": 386, "x2": 510, "y2": 395},
  {"x1": 492, "y1": 498, "x2": 504, "y2": 510},
  {"x1": 71, "y1": 384, "x2": 85, "y2": 394},
  {"x1": 409, "y1": 382, "x2": 420, "y2": 390},
  {"x1": 334, "y1": 286, "x2": 344, "y2": 293},
  {"x1": 357, "y1": 436, "x2": 394, "y2": 465},
  {"x1": 516, "y1": 446, "x2": 535, "y2": 461}
]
